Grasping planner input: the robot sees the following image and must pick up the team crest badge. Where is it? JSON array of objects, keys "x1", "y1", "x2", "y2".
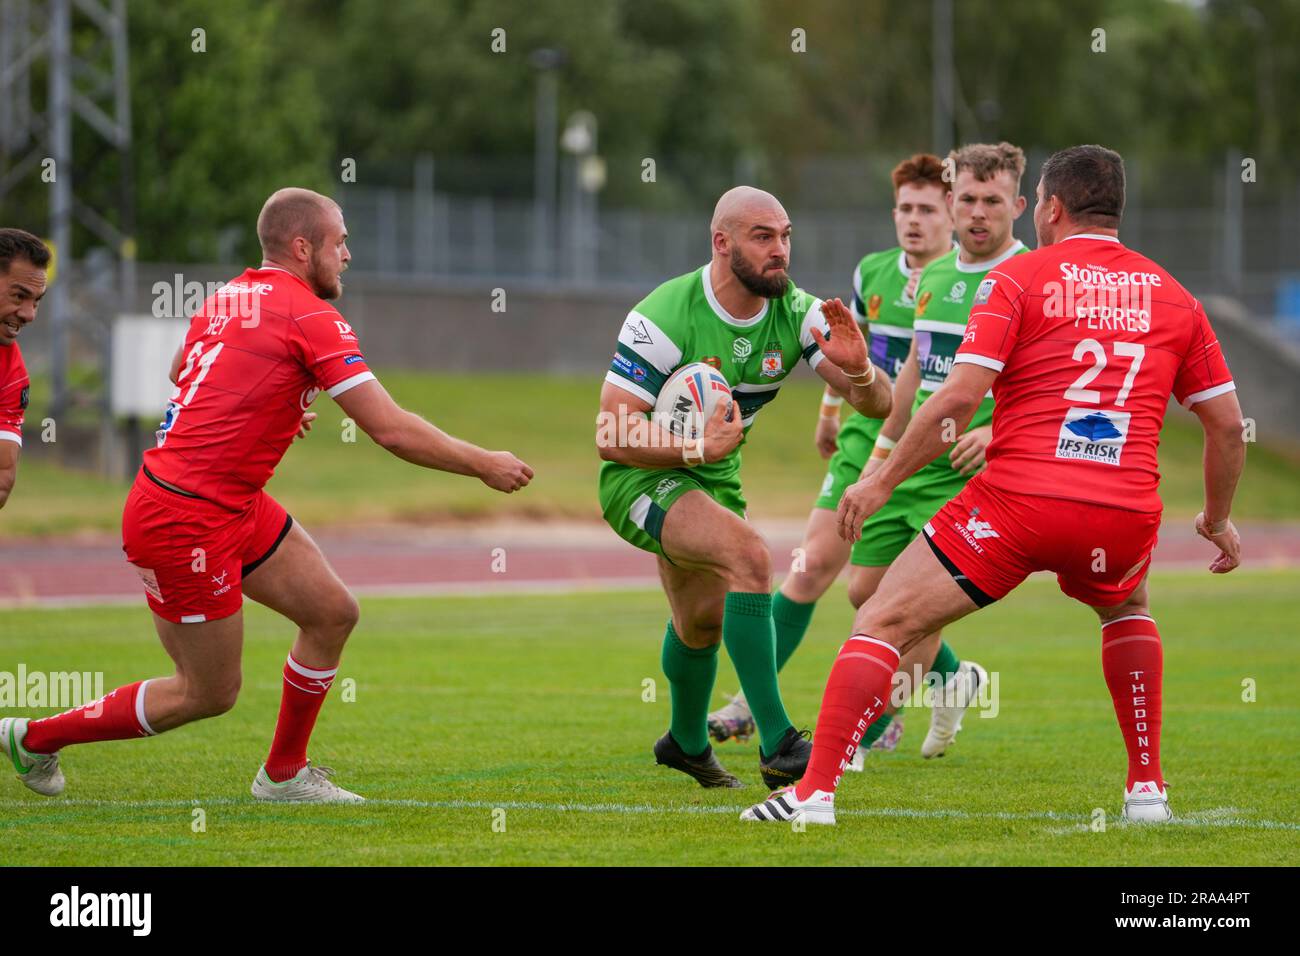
[
  {"x1": 866, "y1": 294, "x2": 882, "y2": 321},
  {"x1": 974, "y1": 278, "x2": 996, "y2": 304},
  {"x1": 760, "y1": 343, "x2": 784, "y2": 378},
  {"x1": 915, "y1": 290, "x2": 932, "y2": 317},
  {"x1": 733, "y1": 337, "x2": 753, "y2": 361}
]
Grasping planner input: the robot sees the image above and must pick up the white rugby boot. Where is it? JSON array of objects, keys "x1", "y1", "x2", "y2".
[
  {"x1": 921, "y1": 660, "x2": 987, "y2": 758},
  {"x1": 251, "y1": 762, "x2": 365, "y2": 803},
  {"x1": 740, "y1": 785, "x2": 836, "y2": 825},
  {"x1": 1123, "y1": 781, "x2": 1172, "y2": 823},
  {"x1": 1, "y1": 717, "x2": 65, "y2": 797}
]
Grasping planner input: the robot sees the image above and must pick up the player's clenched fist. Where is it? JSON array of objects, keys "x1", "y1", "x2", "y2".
[
  {"x1": 815, "y1": 414, "x2": 839, "y2": 459},
  {"x1": 1195, "y1": 512, "x2": 1241, "y2": 574},
  {"x1": 480, "y1": 451, "x2": 534, "y2": 493},
  {"x1": 702, "y1": 399, "x2": 743, "y2": 463},
  {"x1": 809, "y1": 298, "x2": 869, "y2": 376}
]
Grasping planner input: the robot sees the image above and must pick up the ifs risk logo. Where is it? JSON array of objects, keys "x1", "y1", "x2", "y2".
[{"x1": 1056, "y1": 408, "x2": 1131, "y2": 465}]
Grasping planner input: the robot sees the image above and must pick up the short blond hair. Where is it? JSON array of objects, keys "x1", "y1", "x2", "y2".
[
  {"x1": 256, "y1": 187, "x2": 338, "y2": 258},
  {"x1": 949, "y1": 142, "x2": 1026, "y2": 187}
]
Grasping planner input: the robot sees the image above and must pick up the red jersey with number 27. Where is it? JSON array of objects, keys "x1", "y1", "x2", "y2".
[
  {"x1": 955, "y1": 234, "x2": 1234, "y2": 513},
  {"x1": 143, "y1": 266, "x2": 375, "y2": 512}
]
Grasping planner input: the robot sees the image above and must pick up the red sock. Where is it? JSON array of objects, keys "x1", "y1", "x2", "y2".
[
  {"x1": 795, "y1": 635, "x2": 900, "y2": 800},
  {"x1": 265, "y1": 654, "x2": 338, "y2": 783},
  {"x1": 22, "y1": 680, "x2": 156, "y2": 753},
  {"x1": 1101, "y1": 615, "x2": 1163, "y2": 789}
]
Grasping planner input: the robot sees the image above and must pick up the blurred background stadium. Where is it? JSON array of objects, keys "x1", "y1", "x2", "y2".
[{"x1": 2, "y1": 0, "x2": 1299, "y2": 545}]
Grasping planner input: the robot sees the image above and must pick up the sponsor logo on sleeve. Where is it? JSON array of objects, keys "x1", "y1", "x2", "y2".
[
  {"x1": 973, "y1": 278, "x2": 996, "y2": 305},
  {"x1": 1056, "y1": 408, "x2": 1131, "y2": 465},
  {"x1": 334, "y1": 320, "x2": 357, "y2": 341},
  {"x1": 344, "y1": 354, "x2": 365, "y2": 365},
  {"x1": 625, "y1": 318, "x2": 653, "y2": 345},
  {"x1": 19, "y1": 386, "x2": 29, "y2": 409},
  {"x1": 611, "y1": 352, "x2": 634, "y2": 376}
]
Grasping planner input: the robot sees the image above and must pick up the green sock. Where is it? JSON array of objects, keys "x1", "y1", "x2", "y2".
[
  {"x1": 926, "y1": 640, "x2": 962, "y2": 688},
  {"x1": 772, "y1": 591, "x2": 816, "y2": 672},
  {"x1": 660, "y1": 620, "x2": 718, "y2": 756},
  {"x1": 859, "y1": 711, "x2": 895, "y2": 748},
  {"x1": 723, "y1": 591, "x2": 793, "y2": 757}
]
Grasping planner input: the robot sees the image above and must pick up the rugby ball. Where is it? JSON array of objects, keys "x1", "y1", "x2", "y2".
[{"x1": 653, "y1": 362, "x2": 734, "y2": 440}]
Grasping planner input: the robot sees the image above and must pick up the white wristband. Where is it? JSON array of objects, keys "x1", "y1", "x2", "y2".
[
  {"x1": 821, "y1": 393, "x2": 844, "y2": 407},
  {"x1": 682, "y1": 438, "x2": 705, "y2": 466},
  {"x1": 874, "y1": 434, "x2": 898, "y2": 451},
  {"x1": 845, "y1": 365, "x2": 876, "y2": 387}
]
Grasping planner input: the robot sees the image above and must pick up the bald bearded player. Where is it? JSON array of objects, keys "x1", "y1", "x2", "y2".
[{"x1": 596, "y1": 186, "x2": 892, "y2": 790}]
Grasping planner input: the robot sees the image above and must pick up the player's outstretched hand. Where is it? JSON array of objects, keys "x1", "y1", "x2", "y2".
[
  {"x1": 815, "y1": 414, "x2": 839, "y2": 459},
  {"x1": 949, "y1": 425, "x2": 992, "y2": 476},
  {"x1": 480, "y1": 451, "x2": 534, "y2": 493},
  {"x1": 837, "y1": 474, "x2": 890, "y2": 543},
  {"x1": 1195, "y1": 512, "x2": 1241, "y2": 573},
  {"x1": 294, "y1": 412, "x2": 317, "y2": 441},
  {"x1": 702, "y1": 399, "x2": 743, "y2": 463},
  {"x1": 810, "y1": 298, "x2": 870, "y2": 378}
]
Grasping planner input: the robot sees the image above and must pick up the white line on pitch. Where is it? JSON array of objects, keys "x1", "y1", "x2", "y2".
[{"x1": 2, "y1": 797, "x2": 1296, "y2": 831}]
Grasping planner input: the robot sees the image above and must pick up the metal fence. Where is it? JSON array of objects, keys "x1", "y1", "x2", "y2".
[{"x1": 336, "y1": 151, "x2": 1300, "y2": 336}]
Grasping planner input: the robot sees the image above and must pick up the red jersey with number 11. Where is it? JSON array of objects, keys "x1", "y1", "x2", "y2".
[
  {"x1": 143, "y1": 266, "x2": 375, "y2": 512},
  {"x1": 955, "y1": 233, "x2": 1234, "y2": 513}
]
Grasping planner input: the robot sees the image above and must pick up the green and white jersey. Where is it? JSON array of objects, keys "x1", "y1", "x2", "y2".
[
  {"x1": 605, "y1": 262, "x2": 830, "y2": 483},
  {"x1": 851, "y1": 246, "x2": 922, "y2": 382},
  {"x1": 911, "y1": 240, "x2": 1027, "y2": 427}
]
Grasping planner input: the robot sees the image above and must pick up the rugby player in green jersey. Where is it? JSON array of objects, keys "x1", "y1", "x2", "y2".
[
  {"x1": 712, "y1": 145, "x2": 1029, "y2": 765},
  {"x1": 707, "y1": 154, "x2": 953, "y2": 758},
  {"x1": 595, "y1": 186, "x2": 892, "y2": 788}
]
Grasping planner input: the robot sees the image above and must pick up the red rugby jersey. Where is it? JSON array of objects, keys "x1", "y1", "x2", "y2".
[
  {"x1": 144, "y1": 266, "x2": 375, "y2": 511},
  {"x1": 955, "y1": 233, "x2": 1234, "y2": 513},
  {"x1": 0, "y1": 342, "x2": 29, "y2": 447}
]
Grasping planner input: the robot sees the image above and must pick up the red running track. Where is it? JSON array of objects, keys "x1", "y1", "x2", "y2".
[{"x1": 1, "y1": 519, "x2": 1297, "y2": 608}]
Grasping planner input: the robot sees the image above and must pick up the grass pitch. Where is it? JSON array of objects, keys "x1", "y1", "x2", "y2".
[{"x1": 1, "y1": 569, "x2": 1296, "y2": 866}]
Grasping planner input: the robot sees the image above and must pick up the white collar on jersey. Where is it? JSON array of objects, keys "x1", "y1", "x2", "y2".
[
  {"x1": 1060, "y1": 232, "x2": 1121, "y2": 243},
  {"x1": 896, "y1": 241, "x2": 959, "y2": 278},
  {"x1": 701, "y1": 261, "x2": 771, "y2": 328},
  {"x1": 954, "y1": 239, "x2": 1025, "y2": 273}
]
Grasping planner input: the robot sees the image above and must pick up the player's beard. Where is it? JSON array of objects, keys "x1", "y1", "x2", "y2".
[
  {"x1": 308, "y1": 252, "x2": 343, "y2": 301},
  {"x1": 730, "y1": 247, "x2": 789, "y2": 299}
]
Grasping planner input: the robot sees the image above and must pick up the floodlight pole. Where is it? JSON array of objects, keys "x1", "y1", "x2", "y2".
[
  {"x1": 931, "y1": 0, "x2": 954, "y2": 155},
  {"x1": 530, "y1": 48, "x2": 565, "y2": 279}
]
